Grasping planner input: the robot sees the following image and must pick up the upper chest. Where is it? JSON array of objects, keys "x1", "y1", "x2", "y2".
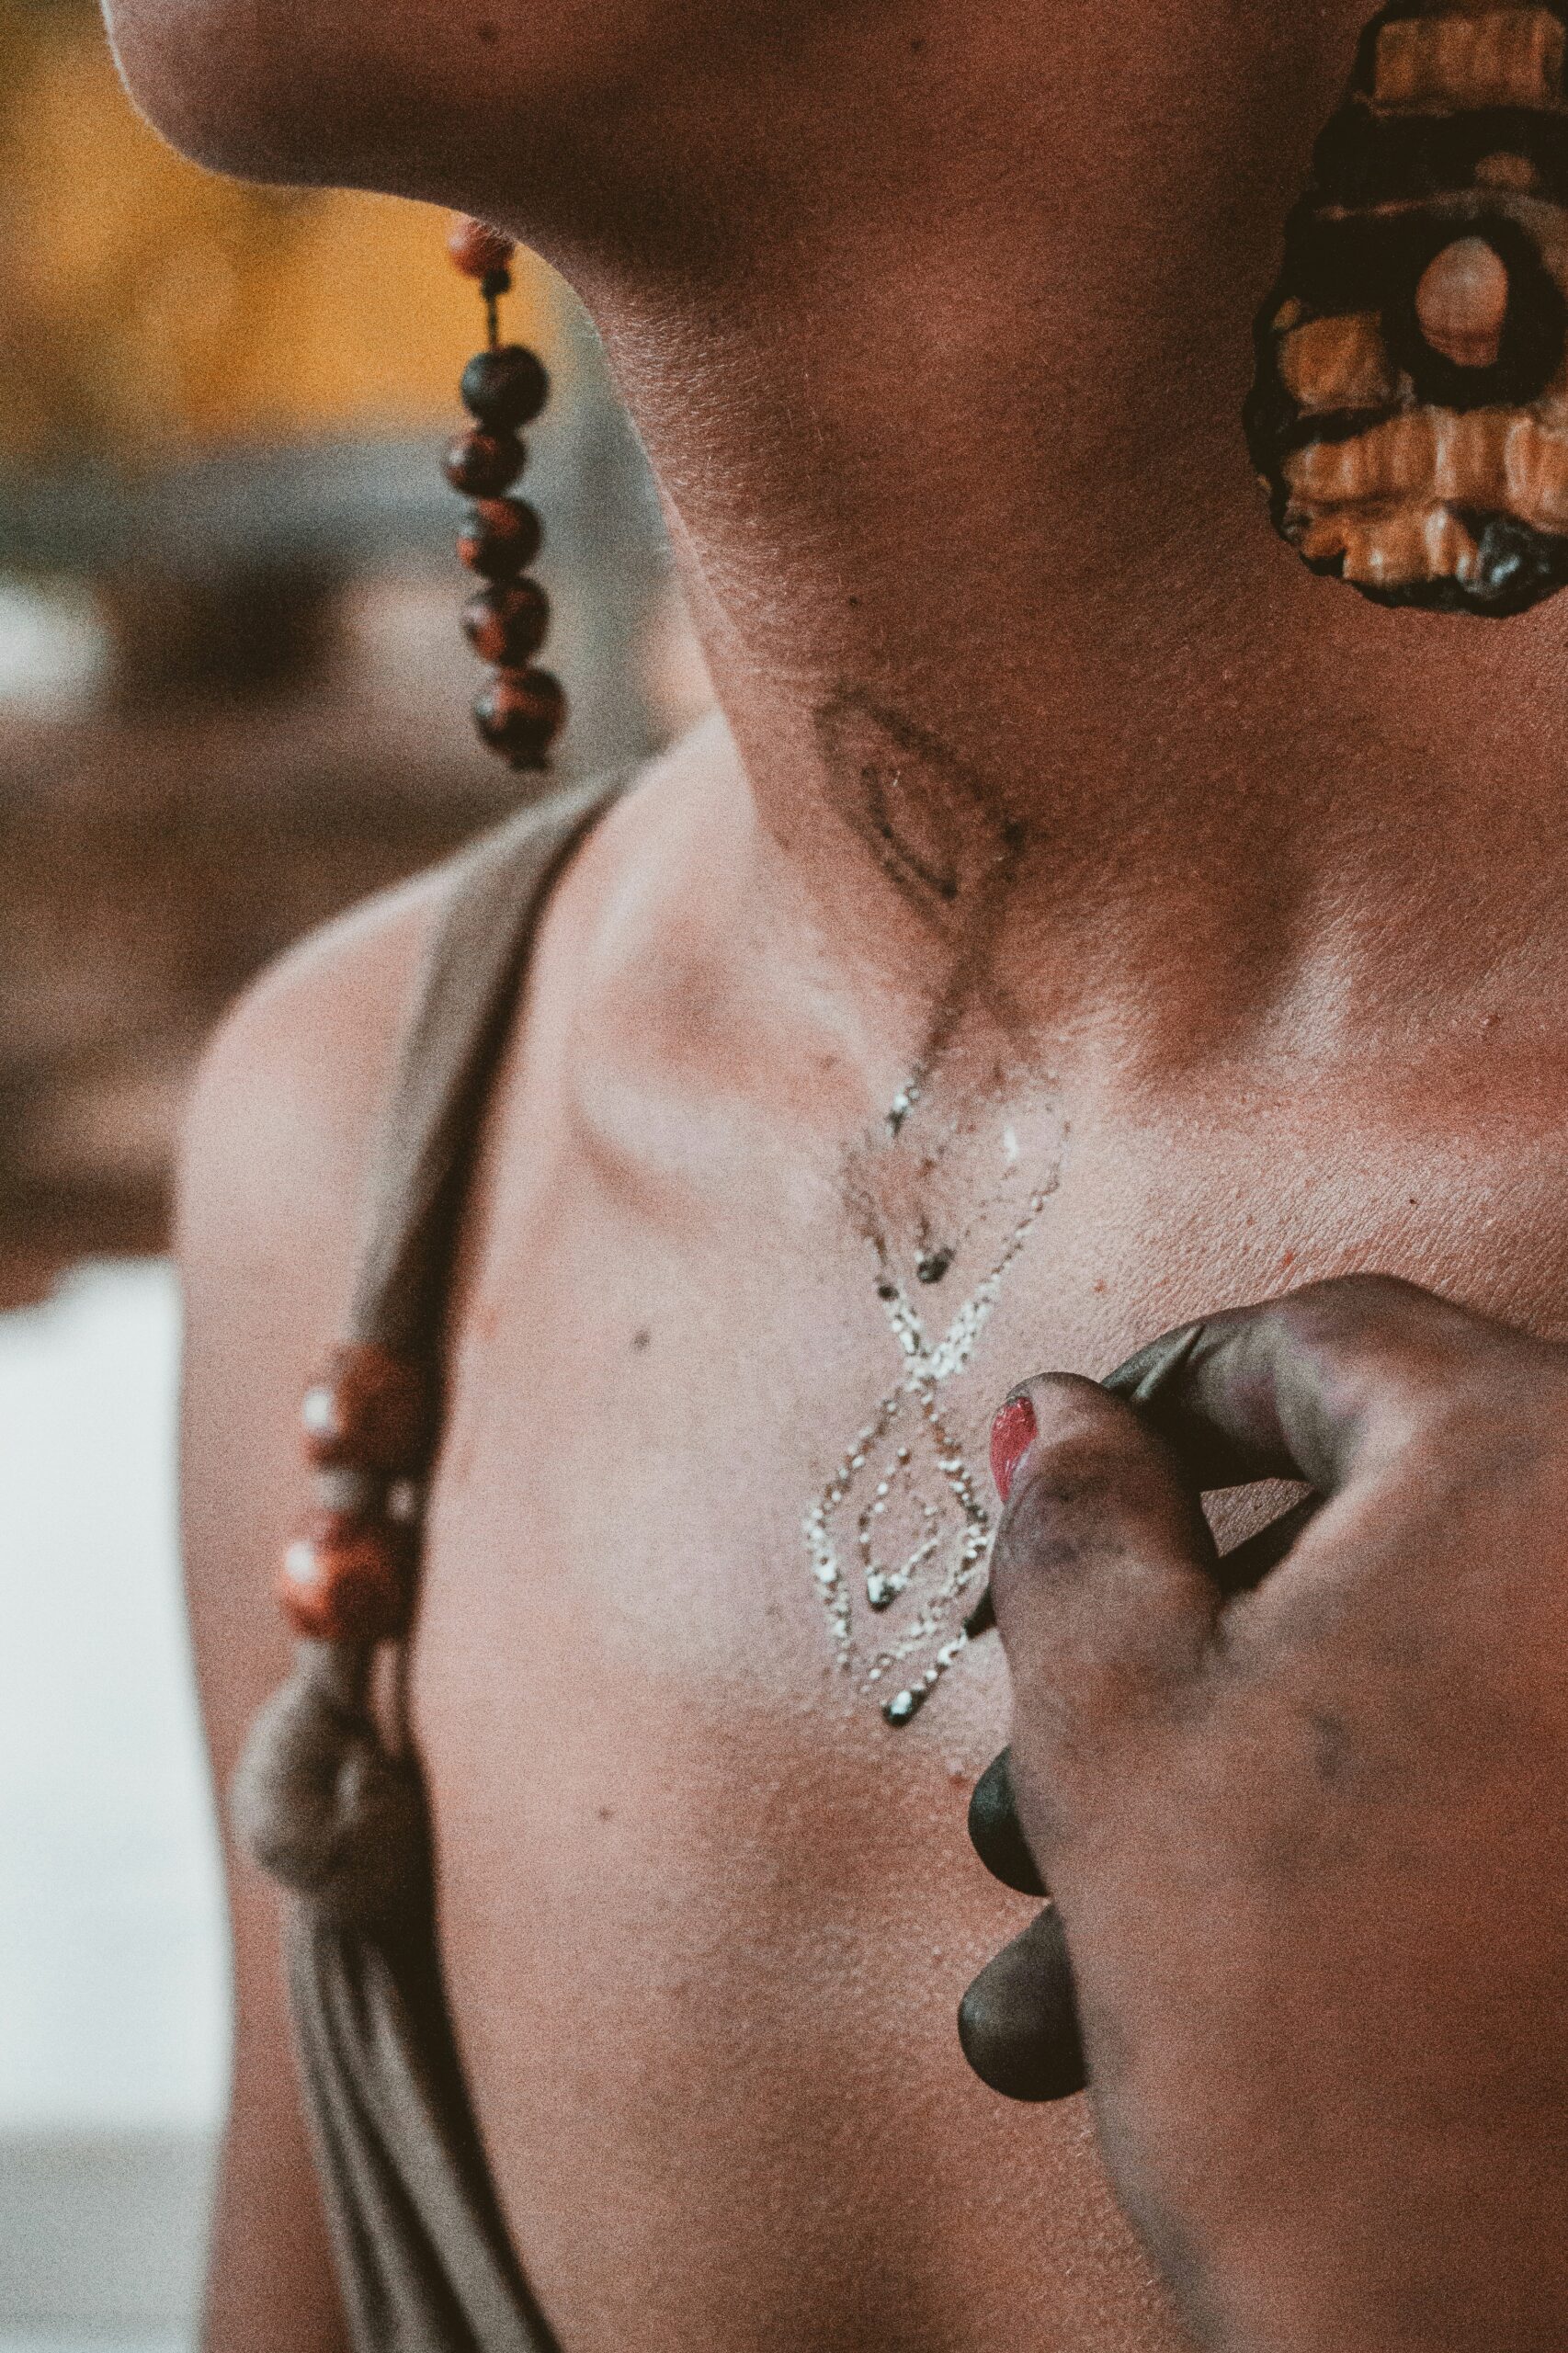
[
  {"x1": 414, "y1": 1043, "x2": 1568, "y2": 1774},
  {"x1": 401, "y1": 1045, "x2": 1568, "y2": 2351}
]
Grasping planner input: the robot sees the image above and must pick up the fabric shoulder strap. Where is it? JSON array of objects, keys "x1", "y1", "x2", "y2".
[
  {"x1": 233, "y1": 768, "x2": 627, "y2": 2353},
  {"x1": 347, "y1": 768, "x2": 625, "y2": 1358}
]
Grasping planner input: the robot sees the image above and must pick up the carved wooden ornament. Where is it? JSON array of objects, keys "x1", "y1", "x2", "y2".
[{"x1": 1248, "y1": 0, "x2": 1568, "y2": 613}]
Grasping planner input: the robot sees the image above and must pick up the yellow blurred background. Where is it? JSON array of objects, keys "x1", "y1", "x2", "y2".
[{"x1": 0, "y1": 2, "x2": 559, "y2": 460}]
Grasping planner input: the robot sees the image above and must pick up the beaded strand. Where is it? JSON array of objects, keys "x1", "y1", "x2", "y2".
[{"x1": 445, "y1": 217, "x2": 565, "y2": 770}]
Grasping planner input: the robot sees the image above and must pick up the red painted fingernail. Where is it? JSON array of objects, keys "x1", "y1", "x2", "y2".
[{"x1": 990, "y1": 1394, "x2": 1037, "y2": 1504}]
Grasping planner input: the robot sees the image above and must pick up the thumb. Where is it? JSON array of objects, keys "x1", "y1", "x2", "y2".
[{"x1": 989, "y1": 1372, "x2": 1220, "y2": 1854}]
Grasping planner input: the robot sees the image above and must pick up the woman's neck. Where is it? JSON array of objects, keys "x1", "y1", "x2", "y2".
[{"x1": 485, "y1": 0, "x2": 1568, "y2": 1086}]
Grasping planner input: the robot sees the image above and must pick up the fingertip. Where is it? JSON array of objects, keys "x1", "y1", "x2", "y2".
[
  {"x1": 994, "y1": 1371, "x2": 1150, "y2": 1511},
  {"x1": 987, "y1": 1371, "x2": 1219, "y2": 1748}
]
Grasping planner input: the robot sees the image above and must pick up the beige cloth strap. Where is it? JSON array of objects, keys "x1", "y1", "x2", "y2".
[
  {"x1": 347, "y1": 772, "x2": 622, "y2": 1357},
  {"x1": 233, "y1": 775, "x2": 625, "y2": 2353}
]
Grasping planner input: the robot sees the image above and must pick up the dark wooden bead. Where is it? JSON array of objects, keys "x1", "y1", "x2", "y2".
[
  {"x1": 461, "y1": 580, "x2": 549, "y2": 665},
  {"x1": 967, "y1": 1746, "x2": 1048, "y2": 1898},
  {"x1": 473, "y1": 667, "x2": 565, "y2": 767},
  {"x1": 443, "y1": 428, "x2": 525, "y2": 497},
  {"x1": 457, "y1": 497, "x2": 543, "y2": 580},
  {"x1": 278, "y1": 1509, "x2": 411, "y2": 1644},
  {"x1": 301, "y1": 1343, "x2": 431, "y2": 1475},
  {"x1": 460, "y1": 345, "x2": 549, "y2": 431},
  {"x1": 447, "y1": 216, "x2": 516, "y2": 278}
]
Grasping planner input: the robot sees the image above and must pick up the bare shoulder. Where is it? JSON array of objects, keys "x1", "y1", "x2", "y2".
[
  {"x1": 174, "y1": 856, "x2": 460, "y2": 2353},
  {"x1": 170, "y1": 730, "x2": 784, "y2": 2347},
  {"x1": 173, "y1": 749, "x2": 706, "y2": 1734},
  {"x1": 176, "y1": 728, "x2": 739, "y2": 1702},
  {"x1": 179, "y1": 866, "x2": 444, "y2": 1331},
  {"x1": 172, "y1": 769, "x2": 682, "y2": 2350},
  {"x1": 176, "y1": 858, "x2": 460, "y2": 1778}
]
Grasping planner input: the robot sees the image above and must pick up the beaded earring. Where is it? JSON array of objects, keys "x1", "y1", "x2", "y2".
[
  {"x1": 274, "y1": 219, "x2": 563, "y2": 1649},
  {"x1": 444, "y1": 216, "x2": 566, "y2": 767},
  {"x1": 1248, "y1": 0, "x2": 1568, "y2": 616}
]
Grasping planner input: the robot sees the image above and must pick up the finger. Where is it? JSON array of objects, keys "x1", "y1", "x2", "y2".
[
  {"x1": 966, "y1": 1473, "x2": 1322, "y2": 1643},
  {"x1": 1102, "y1": 1273, "x2": 1498, "y2": 1496},
  {"x1": 968, "y1": 1747, "x2": 1048, "y2": 1898},
  {"x1": 988, "y1": 1374, "x2": 1221, "y2": 1811},
  {"x1": 957, "y1": 1904, "x2": 1085, "y2": 2102}
]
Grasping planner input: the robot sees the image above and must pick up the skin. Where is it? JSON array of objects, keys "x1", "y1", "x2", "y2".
[
  {"x1": 983, "y1": 1276, "x2": 1568, "y2": 2351},
  {"x1": 105, "y1": 0, "x2": 1568, "y2": 2343}
]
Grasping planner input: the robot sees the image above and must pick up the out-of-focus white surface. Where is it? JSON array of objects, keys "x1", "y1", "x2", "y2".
[
  {"x1": 0, "y1": 1259, "x2": 225, "y2": 2133},
  {"x1": 0, "y1": 582, "x2": 108, "y2": 716},
  {"x1": 0, "y1": 2336, "x2": 185, "y2": 2352},
  {"x1": 0, "y1": 1261, "x2": 224, "y2": 2335}
]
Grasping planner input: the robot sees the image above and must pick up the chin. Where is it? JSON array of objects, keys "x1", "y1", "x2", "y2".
[
  {"x1": 103, "y1": 0, "x2": 824, "y2": 232},
  {"x1": 102, "y1": 0, "x2": 352, "y2": 185}
]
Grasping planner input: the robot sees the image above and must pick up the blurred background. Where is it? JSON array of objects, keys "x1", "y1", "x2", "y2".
[{"x1": 0, "y1": 3, "x2": 710, "y2": 2342}]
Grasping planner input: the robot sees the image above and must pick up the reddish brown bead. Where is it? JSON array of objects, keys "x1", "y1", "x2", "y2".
[
  {"x1": 460, "y1": 345, "x2": 549, "y2": 431},
  {"x1": 300, "y1": 1343, "x2": 431, "y2": 1475},
  {"x1": 457, "y1": 497, "x2": 543, "y2": 580},
  {"x1": 461, "y1": 580, "x2": 550, "y2": 665},
  {"x1": 447, "y1": 216, "x2": 516, "y2": 278},
  {"x1": 443, "y1": 428, "x2": 525, "y2": 497},
  {"x1": 473, "y1": 667, "x2": 566, "y2": 768},
  {"x1": 278, "y1": 1509, "x2": 411, "y2": 1644}
]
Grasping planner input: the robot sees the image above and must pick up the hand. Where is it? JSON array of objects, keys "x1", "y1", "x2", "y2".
[{"x1": 960, "y1": 1275, "x2": 1568, "y2": 2353}]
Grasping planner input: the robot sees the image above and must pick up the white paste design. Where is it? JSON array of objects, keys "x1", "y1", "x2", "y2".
[{"x1": 803, "y1": 1180, "x2": 1054, "y2": 1723}]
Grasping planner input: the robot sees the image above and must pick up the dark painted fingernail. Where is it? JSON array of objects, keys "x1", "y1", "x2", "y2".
[{"x1": 990, "y1": 1394, "x2": 1036, "y2": 1503}]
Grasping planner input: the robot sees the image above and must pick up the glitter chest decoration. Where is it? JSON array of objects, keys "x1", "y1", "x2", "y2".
[
  {"x1": 803, "y1": 1177, "x2": 1055, "y2": 1727},
  {"x1": 803, "y1": 684, "x2": 1056, "y2": 1726}
]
